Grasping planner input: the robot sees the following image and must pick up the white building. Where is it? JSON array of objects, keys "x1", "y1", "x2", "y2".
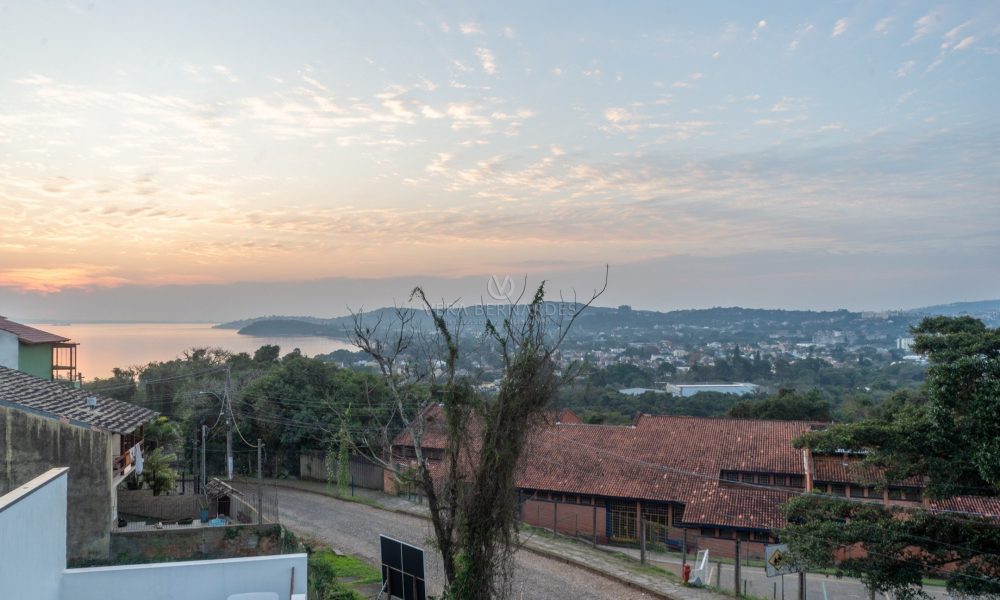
[
  {"x1": 0, "y1": 468, "x2": 307, "y2": 600},
  {"x1": 663, "y1": 383, "x2": 760, "y2": 397}
]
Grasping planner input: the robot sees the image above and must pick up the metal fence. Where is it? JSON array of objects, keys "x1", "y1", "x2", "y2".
[
  {"x1": 228, "y1": 475, "x2": 281, "y2": 525},
  {"x1": 299, "y1": 451, "x2": 386, "y2": 490}
]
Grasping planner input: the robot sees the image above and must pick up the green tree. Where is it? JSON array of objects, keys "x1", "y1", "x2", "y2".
[
  {"x1": 142, "y1": 447, "x2": 179, "y2": 495},
  {"x1": 727, "y1": 389, "x2": 831, "y2": 421},
  {"x1": 783, "y1": 316, "x2": 1000, "y2": 598},
  {"x1": 351, "y1": 277, "x2": 606, "y2": 598}
]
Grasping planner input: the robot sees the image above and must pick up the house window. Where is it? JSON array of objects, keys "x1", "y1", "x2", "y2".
[
  {"x1": 788, "y1": 475, "x2": 804, "y2": 488},
  {"x1": 641, "y1": 503, "x2": 670, "y2": 543},
  {"x1": 888, "y1": 487, "x2": 905, "y2": 500},
  {"x1": 672, "y1": 504, "x2": 685, "y2": 525},
  {"x1": 831, "y1": 484, "x2": 847, "y2": 497},
  {"x1": 756, "y1": 474, "x2": 771, "y2": 485},
  {"x1": 850, "y1": 485, "x2": 865, "y2": 498},
  {"x1": 722, "y1": 471, "x2": 739, "y2": 482}
]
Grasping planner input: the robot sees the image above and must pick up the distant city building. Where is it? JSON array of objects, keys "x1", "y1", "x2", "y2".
[
  {"x1": 896, "y1": 337, "x2": 915, "y2": 351},
  {"x1": 663, "y1": 383, "x2": 760, "y2": 397},
  {"x1": 617, "y1": 387, "x2": 666, "y2": 397}
]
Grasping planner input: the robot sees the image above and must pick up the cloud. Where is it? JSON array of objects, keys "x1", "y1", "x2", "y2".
[
  {"x1": 874, "y1": 17, "x2": 893, "y2": 35},
  {"x1": 894, "y1": 89, "x2": 916, "y2": 108},
  {"x1": 831, "y1": 18, "x2": 848, "y2": 37},
  {"x1": 895, "y1": 60, "x2": 917, "y2": 78},
  {"x1": 0, "y1": 266, "x2": 127, "y2": 293},
  {"x1": 475, "y1": 48, "x2": 497, "y2": 75},
  {"x1": 910, "y1": 11, "x2": 941, "y2": 43},
  {"x1": 952, "y1": 36, "x2": 976, "y2": 51},
  {"x1": 941, "y1": 21, "x2": 974, "y2": 50},
  {"x1": 426, "y1": 152, "x2": 453, "y2": 174},
  {"x1": 502, "y1": 26, "x2": 515, "y2": 39},
  {"x1": 751, "y1": 19, "x2": 767, "y2": 40},
  {"x1": 770, "y1": 96, "x2": 805, "y2": 113},
  {"x1": 604, "y1": 107, "x2": 635, "y2": 124},
  {"x1": 459, "y1": 22, "x2": 483, "y2": 35},
  {"x1": 213, "y1": 65, "x2": 239, "y2": 83},
  {"x1": 13, "y1": 73, "x2": 54, "y2": 85}
]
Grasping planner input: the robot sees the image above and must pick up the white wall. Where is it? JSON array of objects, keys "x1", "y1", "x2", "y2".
[
  {"x1": 0, "y1": 330, "x2": 18, "y2": 370},
  {"x1": 0, "y1": 466, "x2": 308, "y2": 600},
  {"x1": 0, "y1": 468, "x2": 68, "y2": 600},
  {"x1": 61, "y1": 554, "x2": 308, "y2": 600}
]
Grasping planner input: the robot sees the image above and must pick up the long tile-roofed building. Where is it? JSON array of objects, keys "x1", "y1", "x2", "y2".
[
  {"x1": 0, "y1": 365, "x2": 156, "y2": 434},
  {"x1": 391, "y1": 408, "x2": 999, "y2": 559},
  {"x1": 516, "y1": 415, "x2": 818, "y2": 535}
]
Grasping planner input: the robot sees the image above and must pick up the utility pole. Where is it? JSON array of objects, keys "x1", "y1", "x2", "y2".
[
  {"x1": 201, "y1": 424, "x2": 207, "y2": 490},
  {"x1": 192, "y1": 429, "x2": 198, "y2": 494},
  {"x1": 225, "y1": 365, "x2": 233, "y2": 480},
  {"x1": 682, "y1": 528, "x2": 688, "y2": 568},
  {"x1": 735, "y1": 538, "x2": 742, "y2": 598},
  {"x1": 640, "y1": 519, "x2": 647, "y2": 565},
  {"x1": 257, "y1": 438, "x2": 263, "y2": 524},
  {"x1": 799, "y1": 570, "x2": 806, "y2": 600}
]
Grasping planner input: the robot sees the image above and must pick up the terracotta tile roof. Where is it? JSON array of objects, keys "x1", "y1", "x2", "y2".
[
  {"x1": 518, "y1": 416, "x2": 814, "y2": 502},
  {"x1": 812, "y1": 454, "x2": 924, "y2": 487},
  {"x1": 0, "y1": 317, "x2": 70, "y2": 344},
  {"x1": 0, "y1": 365, "x2": 156, "y2": 434},
  {"x1": 513, "y1": 415, "x2": 819, "y2": 530},
  {"x1": 683, "y1": 483, "x2": 795, "y2": 530},
  {"x1": 395, "y1": 409, "x2": 998, "y2": 532},
  {"x1": 929, "y1": 496, "x2": 1000, "y2": 520}
]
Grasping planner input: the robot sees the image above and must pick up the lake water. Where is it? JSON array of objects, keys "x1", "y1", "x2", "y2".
[{"x1": 36, "y1": 322, "x2": 354, "y2": 380}]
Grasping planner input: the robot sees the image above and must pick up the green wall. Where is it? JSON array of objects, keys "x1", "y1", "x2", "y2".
[{"x1": 18, "y1": 343, "x2": 52, "y2": 380}]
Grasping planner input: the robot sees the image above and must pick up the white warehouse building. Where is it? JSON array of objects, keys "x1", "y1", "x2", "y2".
[{"x1": 663, "y1": 383, "x2": 760, "y2": 397}]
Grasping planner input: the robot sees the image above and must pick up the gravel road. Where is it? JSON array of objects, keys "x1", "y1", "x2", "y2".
[{"x1": 278, "y1": 487, "x2": 654, "y2": 599}]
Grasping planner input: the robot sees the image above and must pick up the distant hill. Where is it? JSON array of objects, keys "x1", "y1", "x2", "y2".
[
  {"x1": 910, "y1": 299, "x2": 1000, "y2": 320},
  {"x1": 220, "y1": 303, "x2": 919, "y2": 343},
  {"x1": 237, "y1": 318, "x2": 351, "y2": 338}
]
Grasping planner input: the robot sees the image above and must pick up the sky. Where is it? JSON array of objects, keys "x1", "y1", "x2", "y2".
[{"x1": 1, "y1": 1, "x2": 998, "y2": 320}]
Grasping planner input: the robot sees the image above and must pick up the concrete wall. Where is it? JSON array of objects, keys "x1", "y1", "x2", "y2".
[
  {"x1": 117, "y1": 488, "x2": 200, "y2": 521},
  {"x1": 0, "y1": 468, "x2": 68, "y2": 600},
  {"x1": 0, "y1": 465, "x2": 309, "y2": 600},
  {"x1": 300, "y1": 451, "x2": 385, "y2": 490},
  {"x1": 0, "y1": 331, "x2": 17, "y2": 370},
  {"x1": 111, "y1": 524, "x2": 284, "y2": 563},
  {"x1": 0, "y1": 405, "x2": 113, "y2": 562},
  {"x1": 18, "y1": 342, "x2": 53, "y2": 380},
  {"x1": 62, "y1": 554, "x2": 309, "y2": 600}
]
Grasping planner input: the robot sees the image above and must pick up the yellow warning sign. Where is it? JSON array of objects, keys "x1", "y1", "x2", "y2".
[{"x1": 765, "y1": 544, "x2": 799, "y2": 577}]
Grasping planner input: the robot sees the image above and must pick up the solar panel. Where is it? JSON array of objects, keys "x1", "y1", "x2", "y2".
[{"x1": 379, "y1": 535, "x2": 426, "y2": 600}]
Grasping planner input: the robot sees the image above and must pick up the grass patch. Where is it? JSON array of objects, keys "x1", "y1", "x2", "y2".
[{"x1": 306, "y1": 547, "x2": 382, "y2": 600}]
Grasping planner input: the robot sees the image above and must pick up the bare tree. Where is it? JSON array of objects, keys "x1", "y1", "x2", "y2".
[{"x1": 348, "y1": 271, "x2": 607, "y2": 599}]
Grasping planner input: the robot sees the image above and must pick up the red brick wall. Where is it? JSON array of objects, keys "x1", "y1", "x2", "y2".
[
  {"x1": 521, "y1": 499, "x2": 607, "y2": 542},
  {"x1": 696, "y1": 536, "x2": 767, "y2": 561}
]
